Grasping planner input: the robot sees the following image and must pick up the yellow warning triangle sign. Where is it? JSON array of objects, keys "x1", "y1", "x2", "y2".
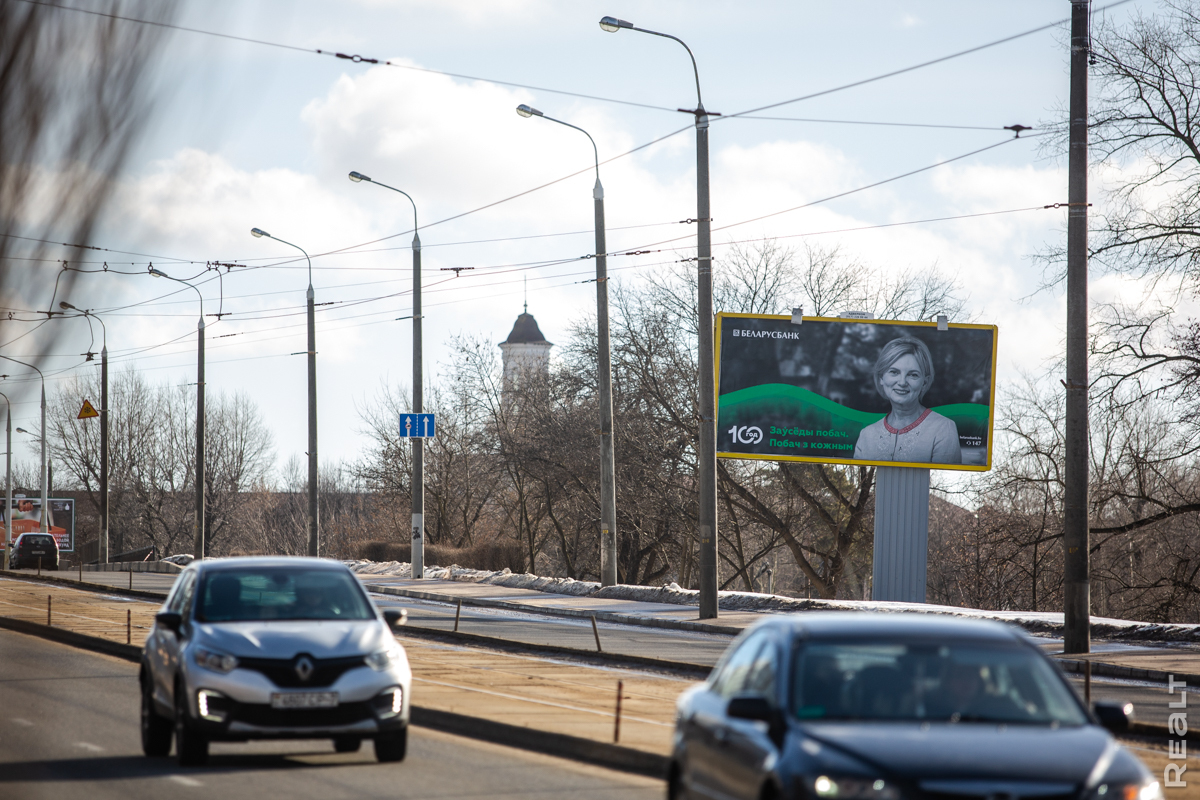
[{"x1": 77, "y1": 399, "x2": 99, "y2": 420}]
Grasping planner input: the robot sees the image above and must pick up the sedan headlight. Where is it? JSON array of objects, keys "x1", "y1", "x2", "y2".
[
  {"x1": 1093, "y1": 779, "x2": 1163, "y2": 800},
  {"x1": 193, "y1": 647, "x2": 239, "y2": 674},
  {"x1": 812, "y1": 776, "x2": 901, "y2": 800},
  {"x1": 366, "y1": 645, "x2": 402, "y2": 671}
]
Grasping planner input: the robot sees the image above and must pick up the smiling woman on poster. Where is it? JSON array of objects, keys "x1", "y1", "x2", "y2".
[{"x1": 853, "y1": 336, "x2": 962, "y2": 465}]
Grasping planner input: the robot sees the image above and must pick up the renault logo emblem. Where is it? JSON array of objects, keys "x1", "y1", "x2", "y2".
[{"x1": 294, "y1": 656, "x2": 315, "y2": 682}]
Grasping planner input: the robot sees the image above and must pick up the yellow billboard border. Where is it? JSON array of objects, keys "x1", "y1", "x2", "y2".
[{"x1": 714, "y1": 312, "x2": 999, "y2": 472}]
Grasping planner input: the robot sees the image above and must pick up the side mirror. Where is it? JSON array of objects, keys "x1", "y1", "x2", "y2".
[
  {"x1": 155, "y1": 611, "x2": 183, "y2": 635},
  {"x1": 727, "y1": 695, "x2": 774, "y2": 724},
  {"x1": 383, "y1": 609, "x2": 407, "y2": 630},
  {"x1": 1093, "y1": 700, "x2": 1133, "y2": 733}
]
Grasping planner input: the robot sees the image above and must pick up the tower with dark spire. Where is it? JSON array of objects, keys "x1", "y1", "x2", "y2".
[{"x1": 499, "y1": 302, "x2": 552, "y2": 393}]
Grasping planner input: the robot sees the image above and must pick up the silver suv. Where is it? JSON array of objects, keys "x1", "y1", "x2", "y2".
[{"x1": 140, "y1": 557, "x2": 411, "y2": 766}]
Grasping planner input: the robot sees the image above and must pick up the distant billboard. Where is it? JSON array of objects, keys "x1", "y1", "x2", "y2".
[
  {"x1": 716, "y1": 314, "x2": 997, "y2": 471},
  {"x1": 0, "y1": 497, "x2": 76, "y2": 552}
]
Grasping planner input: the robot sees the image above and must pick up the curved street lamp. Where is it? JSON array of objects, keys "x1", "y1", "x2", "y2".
[
  {"x1": 0, "y1": 358, "x2": 47, "y2": 541},
  {"x1": 60, "y1": 302, "x2": 110, "y2": 563},
  {"x1": 515, "y1": 104, "x2": 619, "y2": 588},
  {"x1": 599, "y1": 15, "x2": 717, "y2": 618},
  {"x1": 348, "y1": 171, "x2": 426, "y2": 579},
  {"x1": 250, "y1": 228, "x2": 320, "y2": 558},
  {"x1": 149, "y1": 267, "x2": 206, "y2": 560}
]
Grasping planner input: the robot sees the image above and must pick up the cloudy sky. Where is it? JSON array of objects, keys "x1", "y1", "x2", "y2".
[{"x1": 7, "y1": 0, "x2": 1152, "y2": 480}]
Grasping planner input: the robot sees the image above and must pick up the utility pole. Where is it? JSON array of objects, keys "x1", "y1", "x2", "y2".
[
  {"x1": 196, "y1": 315, "x2": 205, "y2": 559},
  {"x1": 412, "y1": 227, "x2": 424, "y2": 579},
  {"x1": 695, "y1": 105, "x2": 718, "y2": 620},
  {"x1": 1063, "y1": 0, "x2": 1091, "y2": 654},
  {"x1": 100, "y1": 341, "x2": 109, "y2": 562}
]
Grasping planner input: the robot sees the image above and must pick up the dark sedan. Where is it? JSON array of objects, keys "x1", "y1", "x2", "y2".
[{"x1": 668, "y1": 613, "x2": 1160, "y2": 800}]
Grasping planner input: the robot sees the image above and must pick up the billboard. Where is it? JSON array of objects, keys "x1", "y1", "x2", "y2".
[
  {"x1": 716, "y1": 314, "x2": 997, "y2": 471},
  {"x1": 0, "y1": 497, "x2": 76, "y2": 552}
]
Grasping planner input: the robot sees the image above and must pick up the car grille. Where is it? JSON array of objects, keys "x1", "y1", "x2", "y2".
[
  {"x1": 238, "y1": 654, "x2": 367, "y2": 688},
  {"x1": 229, "y1": 700, "x2": 374, "y2": 728},
  {"x1": 920, "y1": 783, "x2": 1077, "y2": 800}
]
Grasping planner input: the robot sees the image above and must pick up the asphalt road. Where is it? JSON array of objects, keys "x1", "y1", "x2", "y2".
[{"x1": 0, "y1": 629, "x2": 662, "y2": 800}]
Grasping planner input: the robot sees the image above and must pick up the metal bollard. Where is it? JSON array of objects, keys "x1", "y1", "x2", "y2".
[
  {"x1": 47, "y1": 595, "x2": 51, "y2": 626},
  {"x1": 453, "y1": 599, "x2": 462, "y2": 633},
  {"x1": 129, "y1": 570, "x2": 132, "y2": 591},
  {"x1": 37, "y1": 557, "x2": 41, "y2": 576},
  {"x1": 126, "y1": 608, "x2": 131, "y2": 645},
  {"x1": 79, "y1": 558, "x2": 82, "y2": 582},
  {"x1": 614, "y1": 679, "x2": 624, "y2": 743},
  {"x1": 591, "y1": 615, "x2": 602, "y2": 653},
  {"x1": 1085, "y1": 661, "x2": 1091, "y2": 704}
]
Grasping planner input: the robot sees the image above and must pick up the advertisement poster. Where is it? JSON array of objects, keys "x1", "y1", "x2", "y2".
[
  {"x1": 716, "y1": 314, "x2": 997, "y2": 471},
  {"x1": 0, "y1": 498, "x2": 75, "y2": 552}
]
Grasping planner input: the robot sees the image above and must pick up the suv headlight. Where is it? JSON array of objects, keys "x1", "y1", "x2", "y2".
[
  {"x1": 811, "y1": 776, "x2": 901, "y2": 800},
  {"x1": 366, "y1": 644, "x2": 402, "y2": 671},
  {"x1": 193, "y1": 647, "x2": 239, "y2": 674},
  {"x1": 1093, "y1": 779, "x2": 1163, "y2": 800}
]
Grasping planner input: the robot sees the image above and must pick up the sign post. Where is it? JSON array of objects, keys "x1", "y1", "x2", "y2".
[{"x1": 398, "y1": 413, "x2": 436, "y2": 578}]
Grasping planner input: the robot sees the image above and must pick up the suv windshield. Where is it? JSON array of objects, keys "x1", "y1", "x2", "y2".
[
  {"x1": 196, "y1": 568, "x2": 374, "y2": 622},
  {"x1": 792, "y1": 641, "x2": 1087, "y2": 726}
]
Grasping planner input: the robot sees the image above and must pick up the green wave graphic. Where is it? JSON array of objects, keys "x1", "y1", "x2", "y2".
[{"x1": 717, "y1": 384, "x2": 990, "y2": 441}]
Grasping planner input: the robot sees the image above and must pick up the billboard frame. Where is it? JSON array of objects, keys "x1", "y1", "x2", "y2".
[{"x1": 714, "y1": 312, "x2": 999, "y2": 472}]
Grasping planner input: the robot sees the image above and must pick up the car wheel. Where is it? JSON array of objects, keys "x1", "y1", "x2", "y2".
[
  {"x1": 334, "y1": 736, "x2": 362, "y2": 753},
  {"x1": 141, "y1": 676, "x2": 172, "y2": 757},
  {"x1": 374, "y1": 727, "x2": 407, "y2": 763},
  {"x1": 174, "y1": 683, "x2": 209, "y2": 766}
]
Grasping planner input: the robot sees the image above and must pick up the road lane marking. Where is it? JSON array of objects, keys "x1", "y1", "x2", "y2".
[
  {"x1": 74, "y1": 742, "x2": 105, "y2": 752},
  {"x1": 10, "y1": 718, "x2": 33, "y2": 726},
  {"x1": 169, "y1": 776, "x2": 203, "y2": 787}
]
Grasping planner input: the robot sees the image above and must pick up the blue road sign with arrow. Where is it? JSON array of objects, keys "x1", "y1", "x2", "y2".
[{"x1": 399, "y1": 413, "x2": 436, "y2": 439}]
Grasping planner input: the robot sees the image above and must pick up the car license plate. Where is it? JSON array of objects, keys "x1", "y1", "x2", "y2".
[
  {"x1": 270, "y1": 692, "x2": 338, "y2": 709},
  {"x1": 31, "y1": 551, "x2": 45, "y2": 555}
]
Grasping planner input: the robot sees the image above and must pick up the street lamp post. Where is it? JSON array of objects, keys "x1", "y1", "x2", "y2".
[
  {"x1": 149, "y1": 267, "x2": 206, "y2": 559},
  {"x1": 251, "y1": 229, "x2": 320, "y2": 558},
  {"x1": 347, "y1": 171, "x2": 425, "y2": 579},
  {"x1": 515, "y1": 104, "x2": 619, "y2": 587},
  {"x1": 599, "y1": 15, "x2": 718, "y2": 618},
  {"x1": 0, "y1": 392, "x2": 10, "y2": 570},
  {"x1": 60, "y1": 302, "x2": 109, "y2": 563},
  {"x1": 0, "y1": 358, "x2": 48, "y2": 537}
]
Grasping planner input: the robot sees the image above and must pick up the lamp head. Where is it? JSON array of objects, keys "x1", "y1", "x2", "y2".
[
  {"x1": 516, "y1": 104, "x2": 543, "y2": 118},
  {"x1": 58, "y1": 301, "x2": 77, "y2": 311},
  {"x1": 348, "y1": 171, "x2": 371, "y2": 183},
  {"x1": 599, "y1": 16, "x2": 631, "y2": 32},
  {"x1": 250, "y1": 227, "x2": 269, "y2": 239},
  {"x1": 15, "y1": 428, "x2": 27, "y2": 434},
  {"x1": 148, "y1": 267, "x2": 169, "y2": 278}
]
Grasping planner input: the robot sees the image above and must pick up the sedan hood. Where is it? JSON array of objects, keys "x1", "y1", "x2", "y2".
[
  {"x1": 802, "y1": 723, "x2": 1110, "y2": 783},
  {"x1": 195, "y1": 620, "x2": 388, "y2": 659}
]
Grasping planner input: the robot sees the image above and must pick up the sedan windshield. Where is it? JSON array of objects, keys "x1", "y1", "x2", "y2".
[
  {"x1": 792, "y1": 641, "x2": 1087, "y2": 726},
  {"x1": 196, "y1": 568, "x2": 374, "y2": 622}
]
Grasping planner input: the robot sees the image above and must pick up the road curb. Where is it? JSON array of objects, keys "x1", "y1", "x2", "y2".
[
  {"x1": 0, "y1": 614, "x2": 671, "y2": 777},
  {"x1": 0, "y1": 614, "x2": 142, "y2": 662},
  {"x1": 1053, "y1": 656, "x2": 1200, "y2": 688},
  {"x1": 410, "y1": 706, "x2": 668, "y2": 778},
  {"x1": 365, "y1": 582, "x2": 743, "y2": 636},
  {"x1": 0, "y1": 569, "x2": 168, "y2": 602}
]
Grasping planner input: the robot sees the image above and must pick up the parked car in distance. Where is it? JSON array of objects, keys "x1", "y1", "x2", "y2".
[
  {"x1": 140, "y1": 556, "x2": 411, "y2": 766},
  {"x1": 669, "y1": 612, "x2": 1161, "y2": 800},
  {"x1": 8, "y1": 532, "x2": 60, "y2": 570}
]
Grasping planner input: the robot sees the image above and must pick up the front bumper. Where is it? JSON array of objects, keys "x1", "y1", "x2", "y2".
[{"x1": 192, "y1": 693, "x2": 407, "y2": 741}]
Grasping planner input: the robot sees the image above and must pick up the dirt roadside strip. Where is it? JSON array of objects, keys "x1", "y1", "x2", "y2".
[{"x1": 0, "y1": 576, "x2": 673, "y2": 777}]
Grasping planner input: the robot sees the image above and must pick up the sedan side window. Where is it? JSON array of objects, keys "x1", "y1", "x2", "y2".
[{"x1": 712, "y1": 632, "x2": 768, "y2": 699}]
